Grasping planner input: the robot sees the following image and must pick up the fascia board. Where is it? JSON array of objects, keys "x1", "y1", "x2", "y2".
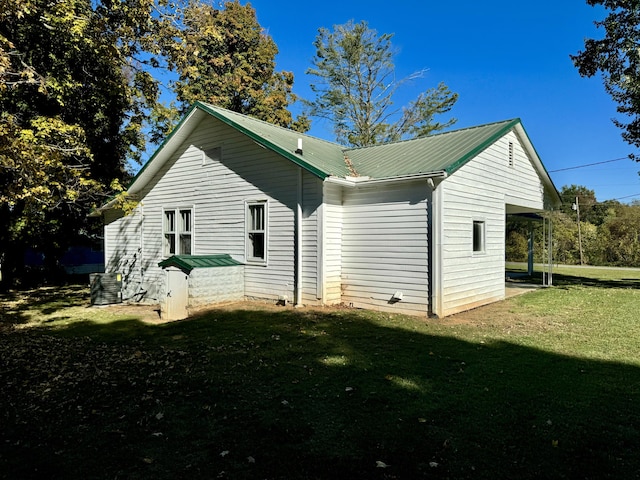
[{"x1": 513, "y1": 122, "x2": 562, "y2": 207}]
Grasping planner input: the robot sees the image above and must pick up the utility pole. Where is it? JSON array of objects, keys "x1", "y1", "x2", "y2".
[{"x1": 572, "y1": 196, "x2": 584, "y2": 265}]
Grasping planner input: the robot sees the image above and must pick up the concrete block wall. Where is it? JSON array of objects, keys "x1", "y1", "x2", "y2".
[{"x1": 187, "y1": 265, "x2": 245, "y2": 308}]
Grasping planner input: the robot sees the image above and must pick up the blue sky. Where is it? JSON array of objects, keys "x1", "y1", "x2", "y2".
[{"x1": 239, "y1": 0, "x2": 640, "y2": 203}]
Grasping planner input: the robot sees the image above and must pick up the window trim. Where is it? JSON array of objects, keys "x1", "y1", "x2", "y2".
[
  {"x1": 163, "y1": 207, "x2": 194, "y2": 257},
  {"x1": 245, "y1": 200, "x2": 268, "y2": 265},
  {"x1": 472, "y1": 219, "x2": 486, "y2": 255}
]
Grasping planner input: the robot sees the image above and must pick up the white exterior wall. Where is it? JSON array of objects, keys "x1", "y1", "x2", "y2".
[
  {"x1": 437, "y1": 131, "x2": 546, "y2": 316},
  {"x1": 322, "y1": 183, "x2": 343, "y2": 305},
  {"x1": 104, "y1": 206, "x2": 142, "y2": 301},
  {"x1": 341, "y1": 181, "x2": 430, "y2": 315},
  {"x1": 301, "y1": 171, "x2": 323, "y2": 304},
  {"x1": 106, "y1": 116, "x2": 323, "y2": 306}
]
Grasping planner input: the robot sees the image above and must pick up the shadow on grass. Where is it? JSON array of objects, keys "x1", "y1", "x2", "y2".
[
  {"x1": 2, "y1": 300, "x2": 640, "y2": 480},
  {"x1": 507, "y1": 269, "x2": 640, "y2": 289},
  {"x1": 0, "y1": 284, "x2": 88, "y2": 329}
]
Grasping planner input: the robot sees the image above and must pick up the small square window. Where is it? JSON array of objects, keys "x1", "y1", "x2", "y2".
[
  {"x1": 473, "y1": 220, "x2": 485, "y2": 253},
  {"x1": 203, "y1": 146, "x2": 222, "y2": 166}
]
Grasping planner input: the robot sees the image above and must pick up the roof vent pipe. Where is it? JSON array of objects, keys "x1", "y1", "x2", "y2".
[{"x1": 295, "y1": 138, "x2": 303, "y2": 155}]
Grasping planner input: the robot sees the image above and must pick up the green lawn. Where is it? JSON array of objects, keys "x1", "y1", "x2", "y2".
[{"x1": 2, "y1": 271, "x2": 640, "y2": 479}]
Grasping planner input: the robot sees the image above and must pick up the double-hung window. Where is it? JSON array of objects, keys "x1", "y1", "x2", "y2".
[
  {"x1": 246, "y1": 201, "x2": 267, "y2": 264},
  {"x1": 164, "y1": 208, "x2": 193, "y2": 256}
]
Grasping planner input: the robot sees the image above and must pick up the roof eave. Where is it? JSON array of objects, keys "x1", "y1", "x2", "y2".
[{"x1": 325, "y1": 170, "x2": 448, "y2": 187}]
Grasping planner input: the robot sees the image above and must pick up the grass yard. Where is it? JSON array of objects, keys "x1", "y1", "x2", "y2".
[{"x1": 2, "y1": 267, "x2": 640, "y2": 479}]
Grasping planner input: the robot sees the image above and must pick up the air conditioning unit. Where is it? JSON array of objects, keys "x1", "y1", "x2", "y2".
[{"x1": 90, "y1": 273, "x2": 123, "y2": 305}]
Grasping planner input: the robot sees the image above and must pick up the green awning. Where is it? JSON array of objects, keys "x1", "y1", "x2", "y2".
[{"x1": 158, "y1": 254, "x2": 243, "y2": 273}]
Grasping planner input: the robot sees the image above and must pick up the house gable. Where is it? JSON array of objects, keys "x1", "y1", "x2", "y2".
[
  {"x1": 434, "y1": 128, "x2": 553, "y2": 317},
  {"x1": 126, "y1": 102, "x2": 350, "y2": 200}
]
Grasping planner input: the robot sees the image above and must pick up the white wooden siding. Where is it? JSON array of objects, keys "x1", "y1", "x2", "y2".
[
  {"x1": 301, "y1": 171, "x2": 322, "y2": 304},
  {"x1": 104, "y1": 206, "x2": 143, "y2": 301},
  {"x1": 438, "y1": 131, "x2": 546, "y2": 316},
  {"x1": 341, "y1": 182, "x2": 430, "y2": 315},
  {"x1": 115, "y1": 116, "x2": 312, "y2": 305},
  {"x1": 322, "y1": 183, "x2": 343, "y2": 304}
]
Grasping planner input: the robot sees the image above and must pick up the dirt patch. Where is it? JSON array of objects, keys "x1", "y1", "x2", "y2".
[
  {"x1": 91, "y1": 293, "x2": 543, "y2": 331},
  {"x1": 90, "y1": 302, "x2": 163, "y2": 323},
  {"x1": 94, "y1": 300, "x2": 354, "y2": 324}
]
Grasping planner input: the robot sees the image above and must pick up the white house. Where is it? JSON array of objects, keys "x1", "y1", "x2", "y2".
[{"x1": 95, "y1": 102, "x2": 561, "y2": 318}]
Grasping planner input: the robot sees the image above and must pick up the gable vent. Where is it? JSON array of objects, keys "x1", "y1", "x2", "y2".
[{"x1": 508, "y1": 141, "x2": 514, "y2": 167}]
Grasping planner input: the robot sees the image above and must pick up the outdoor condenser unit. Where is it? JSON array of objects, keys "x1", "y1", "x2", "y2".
[{"x1": 90, "y1": 273, "x2": 123, "y2": 305}]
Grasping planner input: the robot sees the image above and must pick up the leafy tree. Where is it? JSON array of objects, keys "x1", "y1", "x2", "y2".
[
  {"x1": 601, "y1": 203, "x2": 640, "y2": 265},
  {"x1": 505, "y1": 229, "x2": 529, "y2": 262},
  {"x1": 161, "y1": 0, "x2": 309, "y2": 134},
  {"x1": 571, "y1": 0, "x2": 640, "y2": 150},
  {"x1": 0, "y1": 0, "x2": 162, "y2": 286},
  {"x1": 558, "y1": 184, "x2": 619, "y2": 226},
  {"x1": 306, "y1": 20, "x2": 458, "y2": 147}
]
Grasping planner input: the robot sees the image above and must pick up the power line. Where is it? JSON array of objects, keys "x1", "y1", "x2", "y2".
[
  {"x1": 612, "y1": 192, "x2": 640, "y2": 201},
  {"x1": 549, "y1": 156, "x2": 629, "y2": 173}
]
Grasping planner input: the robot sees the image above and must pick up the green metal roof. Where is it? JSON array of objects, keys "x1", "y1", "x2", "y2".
[
  {"x1": 345, "y1": 119, "x2": 520, "y2": 178},
  {"x1": 119, "y1": 103, "x2": 559, "y2": 208},
  {"x1": 197, "y1": 102, "x2": 351, "y2": 178},
  {"x1": 195, "y1": 104, "x2": 525, "y2": 180},
  {"x1": 158, "y1": 254, "x2": 243, "y2": 273}
]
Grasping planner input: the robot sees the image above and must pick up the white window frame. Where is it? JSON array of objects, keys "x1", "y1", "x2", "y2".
[
  {"x1": 163, "y1": 207, "x2": 194, "y2": 257},
  {"x1": 472, "y1": 219, "x2": 486, "y2": 254},
  {"x1": 245, "y1": 200, "x2": 268, "y2": 265}
]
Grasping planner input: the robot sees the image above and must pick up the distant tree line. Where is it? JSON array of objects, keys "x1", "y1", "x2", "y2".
[{"x1": 507, "y1": 185, "x2": 640, "y2": 267}]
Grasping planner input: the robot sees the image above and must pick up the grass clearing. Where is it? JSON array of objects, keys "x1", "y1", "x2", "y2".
[{"x1": 2, "y1": 269, "x2": 640, "y2": 479}]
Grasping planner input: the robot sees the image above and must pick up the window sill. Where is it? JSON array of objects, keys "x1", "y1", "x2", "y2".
[{"x1": 246, "y1": 259, "x2": 267, "y2": 266}]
